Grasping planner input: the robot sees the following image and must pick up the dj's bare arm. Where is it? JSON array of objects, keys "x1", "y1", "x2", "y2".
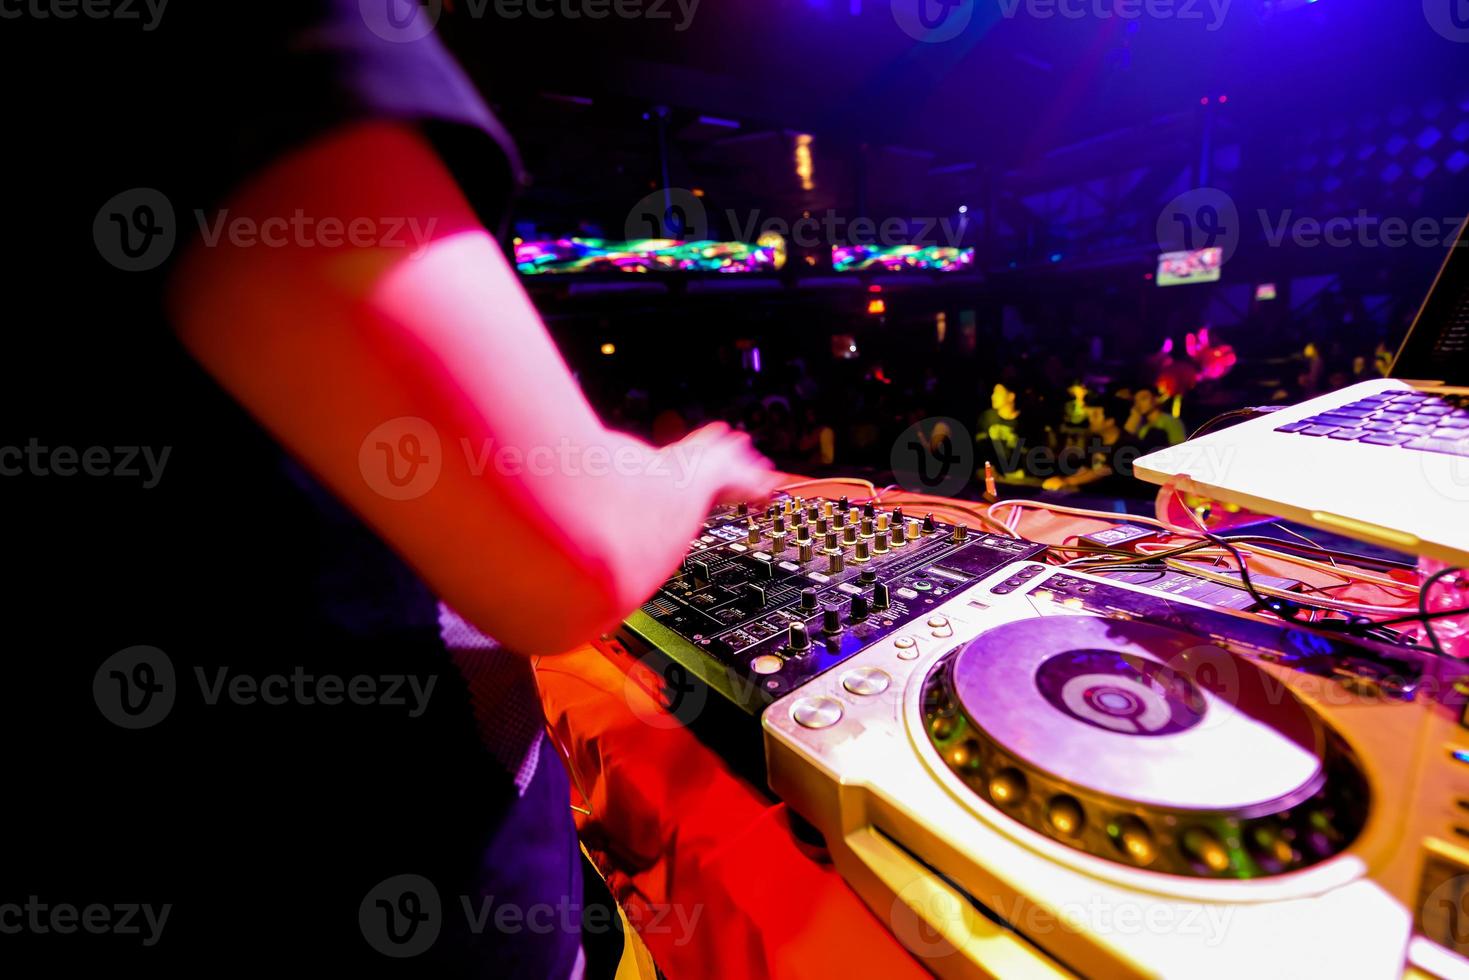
[{"x1": 166, "y1": 122, "x2": 778, "y2": 656}]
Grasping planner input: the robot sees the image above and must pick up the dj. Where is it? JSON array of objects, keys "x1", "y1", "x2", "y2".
[{"x1": 9, "y1": 2, "x2": 774, "y2": 974}]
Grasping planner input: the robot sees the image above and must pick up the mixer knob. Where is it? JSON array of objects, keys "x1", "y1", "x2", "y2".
[
  {"x1": 876, "y1": 513, "x2": 889, "y2": 531},
  {"x1": 848, "y1": 507, "x2": 860, "y2": 525},
  {"x1": 891, "y1": 523, "x2": 907, "y2": 546},
  {"x1": 808, "y1": 504, "x2": 821, "y2": 521},
  {"x1": 860, "y1": 517, "x2": 874, "y2": 537},
  {"x1": 815, "y1": 517, "x2": 829, "y2": 535},
  {"x1": 873, "y1": 581, "x2": 891, "y2": 609},
  {"x1": 796, "y1": 524, "x2": 811, "y2": 543},
  {"x1": 747, "y1": 523, "x2": 762, "y2": 546},
  {"x1": 850, "y1": 594, "x2": 870, "y2": 621},
  {"x1": 828, "y1": 552, "x2": 844, "y2": 574},
  {"x1": 787, "y1": 621, "x2": 811, "y2": 652},
  {"x1": 952, "y1": 523, "x2": 968, "y2": 543},
  {"x1": 863, "y1": 501, "x2": 876, "y2": 518},
  {"x1": 838, "y1": 495, "x2": 850, "y2": 512},
  {"x1": 798, "y1": 542, "x2": 814, "y2": 562},
  {"x1": 783, "y1": 498, "x2": 794, "y2": 515},
  {"x1": 792, "y1": 510, "x2": 806, "y2": 527},
  {"x1": 822, "y1": 500, "x2": 834, "y2": 518},
  {"x1": 872, "y1": 530, "x2": 889, "y2": 554},
  {"x1": 842, "y1": 525, "x2": 858, "y2": 546},
  {"x1": 768, "y1": 504, "x2": 780, "y2": 518},
  {"x1": 859, "y1": 568, "x2": 877, "y2": 584},
  {"x1": 854, "y1": 541, "x2": 870, "y2": 563},
  {"x1": 800, "y1": 588, "x2": 818, "y2": 611},
  {"x1": 824, "y1": 532, "x2": 840, "y2": 552},
  {"x1": 822, "y1": 604, "x2": 843, "y2": 633},
  {"x1": 773, "y1": 515, "x2": 786, "y2": 534},
  {"x1": 737, "y1": 502, "x2": 749, "y2": 516},
  {"x1": 922, "y1": 513, "x2": 936, "y2": 534},
  {"x1": 832, "y1": 511, "x2": 846, "y2": 529},
  {"x1": 892, "y1": 507, "x2": 905, "y2": 525}
]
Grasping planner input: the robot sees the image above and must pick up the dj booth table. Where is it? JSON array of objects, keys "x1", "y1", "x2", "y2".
[{"x1": 532, "y1": 495, "x2": 1420, "y2": 979}]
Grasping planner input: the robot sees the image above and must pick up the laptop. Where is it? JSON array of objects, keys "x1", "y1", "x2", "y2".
[{"x1": 1134, "y1": 218, "x2": 1469, "y2": 565}]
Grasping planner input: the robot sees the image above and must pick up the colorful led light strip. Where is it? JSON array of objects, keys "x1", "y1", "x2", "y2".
[
  {"x1": 831, "y1": 244, "x2": 976, "y2": 273},
  {"x1": 515, "y1": 238, "x2": 784, "y2": 275}
]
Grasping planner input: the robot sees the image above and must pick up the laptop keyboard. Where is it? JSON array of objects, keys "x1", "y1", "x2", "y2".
[{"x1": 1275, "y1": 391, "x2": 1469, "y2": 456}]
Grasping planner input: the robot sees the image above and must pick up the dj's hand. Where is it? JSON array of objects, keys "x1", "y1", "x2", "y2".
[{"x1": 672, "y1": 422, "x2": 782, "y2": 506}]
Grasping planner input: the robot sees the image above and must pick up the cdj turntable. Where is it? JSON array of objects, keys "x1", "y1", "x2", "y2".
[{"x1": 764, "y1": 562, "x2": 1469, "y2": 978}]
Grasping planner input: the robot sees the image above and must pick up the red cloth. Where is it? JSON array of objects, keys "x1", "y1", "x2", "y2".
[{"x1": 534, "y1": 645, "x2": 929, "y2": 980}]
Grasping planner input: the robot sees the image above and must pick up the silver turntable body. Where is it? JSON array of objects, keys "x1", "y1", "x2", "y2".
[{"x1": 763, "y1": 560, "x2": 1469, "y2": 979}]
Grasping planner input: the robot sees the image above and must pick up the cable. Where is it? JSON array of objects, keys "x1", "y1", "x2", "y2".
[
  {"x1": 775, "y1": 476, "x2": 878, "y2": 498},
  {"x1": 1187, "y1": 405, "x2": 1286, "y2": 441}
]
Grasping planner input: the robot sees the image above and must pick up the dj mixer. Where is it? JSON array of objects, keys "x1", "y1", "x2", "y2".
[{"x1": 613, "y1": 494, "x2": 1043, "y2": 717}]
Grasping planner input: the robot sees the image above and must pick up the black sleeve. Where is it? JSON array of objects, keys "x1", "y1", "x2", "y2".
[{"x1": 81, "y1": 1, "x2": 523, "y2": 239}]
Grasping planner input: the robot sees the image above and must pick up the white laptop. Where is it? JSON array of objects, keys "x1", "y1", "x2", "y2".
[{"x1": 1135, "y1": 219, "x2": 1469, "y2": 564}]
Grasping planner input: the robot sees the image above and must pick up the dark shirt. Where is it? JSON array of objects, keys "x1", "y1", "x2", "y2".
[{"x1": 4, "y1": 4, "x2": 577, "y2": 975}]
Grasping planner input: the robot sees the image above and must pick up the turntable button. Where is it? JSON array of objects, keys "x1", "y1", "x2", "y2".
[
  {"x1": 927, "y1": 615, "x2": 949, "y2": 628},
  {"x1": 1047, "y1": 796, "x2": 1084, "y2": 837},
  {"x1": 1181, "y1": 827, "x2": 1231, "y2": 873},
  {"x1": 989, "y1": 769, "x2": 1028, "y2": 807},
  {"x1": 1112, "y1": 817, "x2": 1156, "y2": 865},
  {"x1": 893, "y1": 636, "x2": 920, "y2": 660},
  {"x1": 791, "y1": 696, "x2": 843, "y2": 730},
  {"x1": 841, "y1": 666, "x2": 891, "y2": 696}
]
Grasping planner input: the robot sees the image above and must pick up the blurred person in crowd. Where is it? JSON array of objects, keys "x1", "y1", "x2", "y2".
[
  {"x1": 798, "y1": 404, "x2": 837, "y2": 468},
  {"x1": 1043, "y1": 392, "x2": 1142, "y2": 495},
  {"x1": 978, "y1": 381, "x2": 1027, "y2": 476},
  {"x1": 1126, "y1": 387, "x2": 1185, "y2": 450}
]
